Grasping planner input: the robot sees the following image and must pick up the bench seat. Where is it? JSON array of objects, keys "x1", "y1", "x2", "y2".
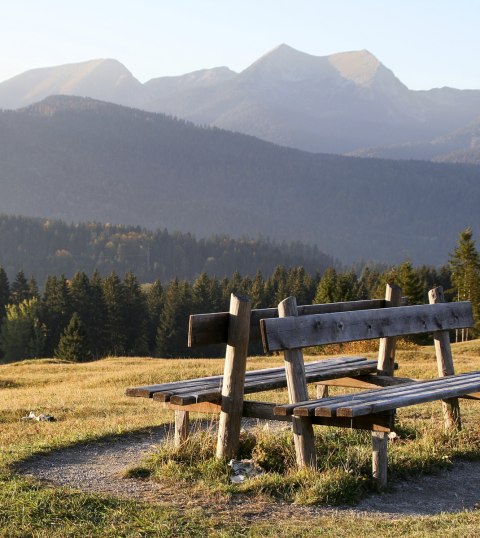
[
  {"x1": 126, "y1": 356, "x2": 378, "y2": 405},
  {"x1": 274, "y1": 370, "x2": 480, "y2": 418}
]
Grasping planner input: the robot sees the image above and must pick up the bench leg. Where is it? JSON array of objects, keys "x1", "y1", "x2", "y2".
[
  {"x1": 316, "y1": 384, "x2": 329, "y2": 398},
  {"x1": 372, "y1": 432, "x2": 388, "y2": 488},
  {"x1": 174, "y1": 410, "x2": 190, "y2": 447}
]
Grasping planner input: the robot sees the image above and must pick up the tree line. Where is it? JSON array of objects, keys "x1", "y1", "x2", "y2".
[
  {"x1": 1, "y1": 228, "x2": 478, "y2": 362},
  {"x1": 0, "y1": 214, "x2": 334, "y2": 285}
]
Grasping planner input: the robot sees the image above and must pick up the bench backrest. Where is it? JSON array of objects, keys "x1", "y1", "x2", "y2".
[
  {"x1": 260, "y1": 302, "x2": 473, "y2": 352},
  {"x1": 189, "y1": 298, "x2": 390, "y2": 348}
]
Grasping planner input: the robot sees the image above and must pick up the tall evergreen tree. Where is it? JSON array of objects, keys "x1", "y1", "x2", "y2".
[
  {"x1": 156, "y1": 279, "x2": 192, "y2": 357},
  {"x1": 449, "y1": 228, "x2": 480, "y2": 338},
  {"x1": 314, "y1": 268, "x2": 338, "y2": 304},
  {"x1": 41, "y1": 275, "x2": 72, "y2": 356},
  {"x1": 395, "y1": 261, "x2": 424, "y2": 305},
  {"x1": 123, "y1": 271, "x2": 149, "y2": 356},
  {"x1": 55, "y1": 313, "x2": 92, "y2": 362},
  {"x1": 10, "y1": 270, "x2": 30, "y2": 304},
  {"x1": 0, "y1": 266, "x2": 10, "y2": 323},
  {"x1": 145, "y1": 279, "x2": 163, "y2": 354},
  {"x1": 89, "y1": 270, "x2": 109, "y2": 358},
  {"x1": 102, "y1": 271, "x2": 128, "y2": 356}
]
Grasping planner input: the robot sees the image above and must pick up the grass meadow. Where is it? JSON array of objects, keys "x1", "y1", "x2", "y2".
[{"x1": 0, "y1": 341, "x2": 479, "y2": 537}]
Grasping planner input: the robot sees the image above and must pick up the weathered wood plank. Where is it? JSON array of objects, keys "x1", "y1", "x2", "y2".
[
  {"x1": 279, "y1": 372, "x2": 480, "y2": 417},
  {"x1": 377, "y1": 284, "x2": 402, "y2": 376},
  {"x1": 429, "y1": 287, "x2": 462, "y2": 430},
  {"x1": 216, "y1": 294, "x2": 251, "y2": 460},
  {"x1": 168, "y1": 361, "x2": 378, "y2": 405},
  {"x1": 189, "y1": 299, "x2": 387, "y2": 347},
  {"x1": 279, "y1": 296, "x2": 316, "y2": 469},
  {"x1": 130, "y1": 357, "x2": 377, "y2": 402},
  {"x1": 241, "y1": 401, "x2": 393, "y2": 431},
  {"x1": 337, "y1": 377, "x2": 480, "y2": 417},
  {"x1": 261, "y1": 302, "x2": 473, "y2": 352}
]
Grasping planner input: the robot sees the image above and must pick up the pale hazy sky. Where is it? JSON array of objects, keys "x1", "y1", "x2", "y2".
[{"x1": 1, "y1": 0, "x2": 478, "y2": 90}]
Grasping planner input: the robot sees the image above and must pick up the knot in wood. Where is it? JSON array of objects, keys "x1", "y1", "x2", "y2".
[
  {"x1": 315, "y1": 319, "x2": 322, "y2": 329},
  {"x1": 337, "y1": 322, "x2": 344, "y2": 330}
]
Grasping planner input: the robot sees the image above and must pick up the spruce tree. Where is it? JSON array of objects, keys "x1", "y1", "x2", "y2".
[
  {"x1": 314, "y1": 268, "x2": 338, "y2": 304},
  {"x1": 449, "y1": 228, "x2": 480, "y2": 338},
  {"x1": 40, "y1": 275, "x2": 72, "y2": 356},
  {"x1": 396, "y1": 261, "x2": 424, "y2": 305},
  {"x1": 55, "y1": 313, "x2": 92, "y2": 362},
  {"x1": 155, "y1": 279, "x2": 192, "y2": 357},
  {"x1": 102, "y1": 271, "x2": 128, "y2": 356},
  {"x1": 123, "y1": 271, "x2": 149, "y2": 356},
  {"x1": 10, "y1": 270, "x2": 30, "y2": 304},
  {"x1": 146, "y1": 279, "x2": 163, "y2": 354},
  {"x1": 0, "y1": 266, "x2": 10, "y2": 323}
]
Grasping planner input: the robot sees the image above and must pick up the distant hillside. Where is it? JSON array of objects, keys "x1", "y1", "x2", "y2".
[
  {"x1": 349, "y1": 117, "x2": 480, "y2": 163},
  {"x1": 0, "y1": 95, "x2": 479, "y2": 265},
  {"x1": 0, "y1": 214, "x2": 333, "y2": 285},
  {"x1": 1, "y1": 45, "x2": 480, "y2": 156}
]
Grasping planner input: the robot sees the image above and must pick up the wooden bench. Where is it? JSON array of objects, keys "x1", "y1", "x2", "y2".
[
  {"x1": 260, "y1": 287, "x2": 479, "y2": 484},
  {"x1": 126, "y1": 289, "x2": 402, "y2": 453},
  {"x1": 126, "y1": 285, "x2": 479, "y2": 486}
]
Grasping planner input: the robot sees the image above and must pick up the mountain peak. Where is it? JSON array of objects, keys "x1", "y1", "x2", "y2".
[{"x1": 328, "y1": 49, "x2": 381, "y2": 86}]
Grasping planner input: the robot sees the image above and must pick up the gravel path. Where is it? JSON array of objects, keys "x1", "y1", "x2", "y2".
[{"x1": 15, "y1": 424, "x2": 480, "y2": 517}]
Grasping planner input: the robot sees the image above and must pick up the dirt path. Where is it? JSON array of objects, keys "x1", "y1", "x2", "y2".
[{"x1": 15, "y1": 425, "x2": 480, "y2": 518}]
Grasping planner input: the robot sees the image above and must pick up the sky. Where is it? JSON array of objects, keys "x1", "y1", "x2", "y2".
[{"x1": 1, "y1": 0, "x2": 478, "y2": 90}]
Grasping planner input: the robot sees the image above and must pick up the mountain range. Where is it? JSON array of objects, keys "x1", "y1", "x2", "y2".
[
  {"x1": 1, "y1": 45, "x2": 480, "y2": 159},
  {"x1": 0, "y1": 95, "x2": 478, "y2": 266}
]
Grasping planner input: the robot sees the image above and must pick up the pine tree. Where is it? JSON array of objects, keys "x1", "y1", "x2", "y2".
[
  {"x1": 0, "y1": 266, "x2": 10, "y2": 323},
  {"x1": 40, "y1": 275, "x2": 72, "y2": 356},
  {"x1": 123, "y1": 271, "x2": 149, "y2": 356},
  {"x1": 102, "y1": 271, "x2": 128, "y2": 356},
  {"x1": 396, "y1": 261, "x2": 424, "y2": 305},
  {"x1": 146, "y1": 279, "x2": 163, "y2": 354},
  {"x1": 55, "y1": 313, "x2": 92, "y2": 362},
  {"x1": 314, "y1": 268, "x2": 338, "y2": 304},
  {"x1": 88, "y1": 270, "x2": 109, "y2": 358},
  {"x1": 249, "y1": 270, "x2": 265, "y2": 309},
  {"x1": 155, "y1": 279, "x2": 192, "y2": 357},
  {"x1": 10, "y1": 270, "x2": 30, "y2": 304},
  {"x1": 449, "y1": 228, "x2": 480, "y2": 338}
]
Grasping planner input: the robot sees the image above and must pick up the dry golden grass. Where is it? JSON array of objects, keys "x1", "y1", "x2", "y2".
[{"x1": 0, "y1": 341, "x2": 478, "y2": 536}]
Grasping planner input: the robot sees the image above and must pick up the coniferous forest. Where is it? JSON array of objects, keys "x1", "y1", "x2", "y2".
[
  {"x1": 0, "y1": 255, "x2": 470, "y2": 362},
  {"x1": 1, "y1": 213, "x2": 479, "y2": 362}
]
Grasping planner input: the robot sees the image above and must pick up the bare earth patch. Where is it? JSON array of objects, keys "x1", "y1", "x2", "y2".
[{"x1": 15, "y1": 424, "x2": 480, "y2": 519}]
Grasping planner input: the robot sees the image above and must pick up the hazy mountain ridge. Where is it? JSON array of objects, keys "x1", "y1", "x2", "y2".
[
  {"x1": 0, "y1": 95, "x2": 479, "y2": 265},
  {"x1": 1, "y1": 45, "x2": 479, "y2": 158}
]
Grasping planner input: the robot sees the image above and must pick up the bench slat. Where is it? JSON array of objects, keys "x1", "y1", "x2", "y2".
[
  {"x1": 167, "y1": 361, "x2": 378, "y2": 405},
  {"x1": 189, "y1": 299, "x2": 387, "y2": 347},
  {"x1": 283, "y1": 373, "x2": 480, "y2": 419},
  {"x1": 261, "y1": 302, "x2": 473, "y2": 352},
  {"x1": 127, "y1": 357, "x2": 378, "y2": 405},
  {"x1": 276, "y1": 371, "x2": 480, "y2": 417}
]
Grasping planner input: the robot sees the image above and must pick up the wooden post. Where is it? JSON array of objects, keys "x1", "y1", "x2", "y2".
[
  {"x1": 278, "y1": 296, "x2": 316, "y2": 469},
  {"x1": 372, "y1": 431, "x2": 388, "y2": 487},
  {"x1": 377, "y1": 283, "x2": 402, "y2": 376},
  {"x1": 174, "y1": 410, "x2": 189, "y2": 447},
  {"x1": 216, "y1": 294, "x2": 251, "y2": 460},
  {"x1": 373, "y1": 283, "x2": 402, "y2": 488},
  {"x1": 316, "y1": 384, "x2": 329, "y2": 398},
  {"x1": 428, "y1": 287, "x2": 462, "y2": 430}
]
